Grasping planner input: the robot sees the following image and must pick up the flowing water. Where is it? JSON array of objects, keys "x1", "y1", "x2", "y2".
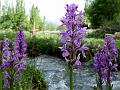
[{"x1": 30, "y1": 55, "x2": 120, "y2": 90}]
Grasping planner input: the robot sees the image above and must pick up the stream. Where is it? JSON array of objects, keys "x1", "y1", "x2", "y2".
[{"x1": 30, "y1": 55, "x2": 120, "y2": 90}]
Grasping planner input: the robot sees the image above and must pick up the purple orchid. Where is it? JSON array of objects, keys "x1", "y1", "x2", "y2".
[
  {"x1": 2, "y1": 71, "x2": 10, "y2": 88},
  {"x1": 60, "y1": 4, "x2": 88, "y2": 90},
  {"x1": 93, "y1": 35, "x2": 118, "y2": 90},
  {"x1": 1, "y1": 27, "x2": 27, "y2": 89},
  {"x1": 2, "y1": 38, "x2": 11, "y2": 61},
  {"x1": 14, "y1": 27, "x2": 27, "y2": 60},
  {"x1": 60, "y1": 4, "x2": 88, "y2": 67}
]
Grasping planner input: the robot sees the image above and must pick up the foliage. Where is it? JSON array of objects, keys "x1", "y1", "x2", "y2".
[
  {"x1": 56, "y1": 25, "x2": 66, "y2": 30},
  {"x1": 0, "y1": 0, "x2": 28, "y2": 30},
  {"x1": 117, "y1": 48, "x2": 120, "y2": 68},
  {"x1": 13, "y1": 0, "x2": 27, "y2": 30},
  {"x1": 0, "y1": 30, "x2": 16, "y2": 45},
  {"x1": 101, "y1": 21, "x2": 120, "y2": 33},
  {"x1": 30, "y1": 5, "x2": 44, "y2": 31},
  {"x1": 87, "y1": 22, "x2": 120, "y2": 38},
  {"x1": 15, "y1": 62, "x2": 47, "y2": 90},
  {"x1": 0, "y1": 5, "x2": 14, "y2": 29},
  {"x1": 0, "y1": 0, "x2": 45, "y2": 31},
  {"x1": 85, "y1": 0, "x2": 120, "y2": 28},
  {"x1": 87, "y1": 29, "x2": 109, "y2": 38},
  {"x1": 45, "y1": 22, "x2": 57, "y2": 31},
  {"x1": 27, "y1": 35, "x2": 61, "y2": 58}
]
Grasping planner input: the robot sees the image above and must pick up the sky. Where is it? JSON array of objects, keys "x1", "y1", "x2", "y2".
[{"x1": 1, "y1": 0, "x2": 85, "y2": 25}]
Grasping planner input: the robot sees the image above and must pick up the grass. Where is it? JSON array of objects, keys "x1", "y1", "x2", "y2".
[
  {"x1": 35, "y1": 33, "x2": 59, "y2": 39},
  {"x1": 116, "y1": 40, "x2": 120, "y2": 48},
  {"x1": 15, "y1": 62, "x2": 47, "y2": 90},
  {"x1": 85, "y1": 38, "x2": 120, "y2": 48}
]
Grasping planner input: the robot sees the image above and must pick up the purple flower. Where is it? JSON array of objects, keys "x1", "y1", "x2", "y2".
[
  {"x1": 1, "y1": 27, "x2": 27, "y2": 89},
  {"x1": 103, "y1": 36, "x2": 118, "y2": 62},
  {"x1": 93, "y1": 36, "x2": 118, "y2": 89},
  {"x1": 13, "y1": 27, "x2": 27, "y2": 80},
  {"x1": 2, "y1": 71, "x2": 10, "y2": 88},
  {"x1": 1, "y1": 59, "x2": 8, "y2": 68},
  {"x1": 60, "y1": 4, "x2": 88, "y2": 68},
  {"x1": 14, "y1": 27, "x2": 27, "y2": 60},
  {"x1": 14, "y1": 60, "x2": 26, "y2": 74},
  {"x1": 14, "y1": 61, "x2": 26, "y2": 80},
  {"x1": 73, "y1": 54, "x2": 81, "y2": 67},
  {"x1": 1, "y1": 38, "x2": 11, "y2": 69},
  {"x1": 2, "y1": 38, "x2": 10, "y2": 61}
]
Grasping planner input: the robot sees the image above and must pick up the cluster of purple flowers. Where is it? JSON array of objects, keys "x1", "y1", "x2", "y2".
[
  {"x1": 1, "y1": 27, "x2": 27, "y2": 88},
  {"x1": 94, "y1": 36, "x2": 118, "y2": 89},
  {"x1": 60, "y1": 4, "x2": 88, "y2": 67},
  {"x1": 14, "y1": 28, "x2": 27, "y2": 60}
]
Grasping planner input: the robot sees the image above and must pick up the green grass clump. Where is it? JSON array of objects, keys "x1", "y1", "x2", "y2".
[{"x1": 14, "y1": 62, "x2": 47, "y2": 90}]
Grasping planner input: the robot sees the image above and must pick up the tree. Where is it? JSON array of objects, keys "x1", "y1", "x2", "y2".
[
  {"x1": 0, "y1": 4, "x2": 14, "y2": 29},
  {"x1": 13, "y1": 0, "x2": 27, "y2": 30},
  {"x1": 85, "y1": 0, "x2": 120, "y2": 28},
  {"x1": 30, "y1": 5, "x2": 44, "y2": 31},
  {"x1": 0, "y1": 0, "x2": 28, "y2": 30},
  {"x1": 45, "y1": 22, "x2": 57, "y2": 30},
  {"x1": 0, "y1": 0, "x2": 1, "y2": 16}
]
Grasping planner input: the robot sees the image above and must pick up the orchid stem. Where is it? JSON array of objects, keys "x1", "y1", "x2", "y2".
[
  {"x1": 0, "y1": 70, "x2": 2, "y2": 90},
  {"x1": 69, "y1": 65, "x2": 73, "y2": 90}
]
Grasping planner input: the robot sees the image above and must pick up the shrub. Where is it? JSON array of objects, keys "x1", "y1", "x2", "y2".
[
  {"x1": 0, "y1": 30, "x2": 15, "y2": 40},
  {"x1": 87, "y1": 22, "x2": 120, "y2": 38},
  {"x1": 27, "y1": 35, "x2": 62, "y2": 58}
]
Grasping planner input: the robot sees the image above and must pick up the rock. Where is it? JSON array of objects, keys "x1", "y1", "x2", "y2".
[
  {"x1": 48, "y1": 80, "x2": 69, "y2": 90},
  {"x1": 112, "y1": 81, "x2": 120, "y2": 90},
  {"x1": 114, "y1": 32, "x2": 120, "y2": 39},
  {"x1": 81, "y1": 85, "x2": 93, "y2": 90}
]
